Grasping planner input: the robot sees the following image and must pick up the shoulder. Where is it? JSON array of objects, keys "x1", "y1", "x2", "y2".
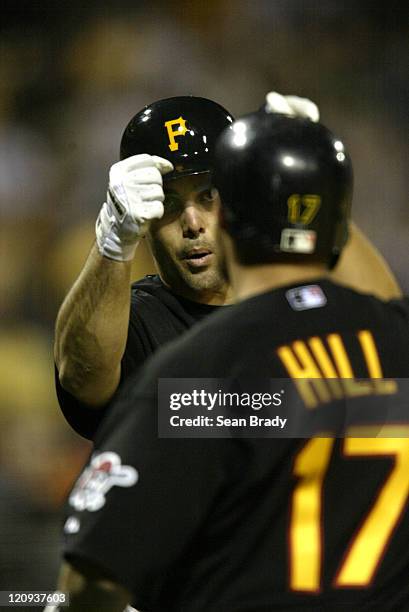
[
  {"x1": 386, "y1": 296, "x2": 409, "y2": 320},
  {"x1": 130, "y1": 275, "x2": 167, "y2": 303},
  {"x1": 344, "y1": 286, "x2": 409, "y2": 326},
  {"x1": 130, "y1": 275, "x2": 193, "y2": 316},
  {"x1": 129, "y1": 299, "x2": 257, "y2": 378},
  {"x1": 128, "y1": 276, "x2": 197, "y2": 333},
  {"x1": 296, "y1": 280, "x2": 409, "y2": 329}
]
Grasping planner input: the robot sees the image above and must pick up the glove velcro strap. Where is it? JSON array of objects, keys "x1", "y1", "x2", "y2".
[
  {"x1": 107, "y1": 187, "x2": 127, "y2": 222},
  {"x1": 95, "y1": 202, "x2": 140, "y2": 262}
]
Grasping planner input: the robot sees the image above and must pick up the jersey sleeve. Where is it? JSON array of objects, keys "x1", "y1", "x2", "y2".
[
  {"x1": 62, "y1": 389, "x2": 226, "y2": 608},
  {"x1": 54, "y1": 366, "x2": 110, "y2": 439}
]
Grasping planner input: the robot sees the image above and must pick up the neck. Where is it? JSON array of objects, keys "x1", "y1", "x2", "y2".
[
  {"x1": 159, "y1": 275, "x2": 235, "y2": 305},
  {"x1": 184, "y1": 284, "x2": 235, "y2": 305},
  {"x1": 229, "y1": 261, "x2": 329, "y2": 302}
]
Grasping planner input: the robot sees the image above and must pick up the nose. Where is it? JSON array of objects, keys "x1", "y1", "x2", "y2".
[{"x1": 181, "y1": 204, "x2": 205, "y2": 238}]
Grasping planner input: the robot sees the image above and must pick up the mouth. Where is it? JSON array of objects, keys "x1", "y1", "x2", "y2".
[{"x1": 181, "y1": 248, "x2": 213, "y2": 268}]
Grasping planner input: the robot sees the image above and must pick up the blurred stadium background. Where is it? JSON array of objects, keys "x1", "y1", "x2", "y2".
[{"x1": 0, "y1": 0, "x2": 408, "y2": 603}]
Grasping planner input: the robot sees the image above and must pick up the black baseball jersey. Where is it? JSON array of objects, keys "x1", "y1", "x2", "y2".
[
  {"x1": 55, "y1": 275, "x2": 222, "y2": 438},
  {"x1": 63, "y1": 280, "x2": 409, "y2": 611}
]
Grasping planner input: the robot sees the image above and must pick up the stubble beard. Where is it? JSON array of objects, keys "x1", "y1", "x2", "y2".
[
  {"x1": 182, "y1": 264, "x2": 226, "y2": 294},
  {"x1": 154, "y1": 250, "x2": 228, "y2": 302},
  {"x1": 147, "y1": 233, "x2": 230, "y2": 302}
]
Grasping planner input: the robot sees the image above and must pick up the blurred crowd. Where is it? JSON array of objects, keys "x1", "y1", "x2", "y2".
[{"x1": 0, "y1": 0, "x2": 408, "y2": 601}]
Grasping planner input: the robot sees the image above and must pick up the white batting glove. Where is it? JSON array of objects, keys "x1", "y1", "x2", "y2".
[
  {"x1": 265, "y1": 91, "x2": 320, "y2": 123},
  {"x1": 96, "y1": 154, "x2": 174, "y2": 262}
]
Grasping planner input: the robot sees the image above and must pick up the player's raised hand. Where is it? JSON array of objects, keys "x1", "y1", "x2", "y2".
[
  {"x1": 96, "y1": 154, "x2": 174, "y2": 261},
  {"x1": 265, "y1": 91, "x2": 320, "y2": 123}
]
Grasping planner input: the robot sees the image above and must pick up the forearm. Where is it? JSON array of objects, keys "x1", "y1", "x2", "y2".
[
  {"x1": 57, "y1": 561, "x2": 131, "y2": 612},
  {"x1": 332, "y1": 222, "x2": 402, "y2": 300},
  {"x1": 55, "y1": 243, "x2": 132, "y2": 407}
]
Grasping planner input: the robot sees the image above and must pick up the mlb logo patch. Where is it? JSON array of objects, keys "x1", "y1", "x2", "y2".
[
  {"x1": 286, "y1": 285, "x2": 327, "y2": 311},
  {"x1": 280, "y1": 228, "x2": 316, "y2": 253}
]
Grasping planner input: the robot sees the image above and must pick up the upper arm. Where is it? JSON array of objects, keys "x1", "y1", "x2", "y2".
[
  {"x1": 331, "y1": 222, "x2": 402, "y2": 300},
  {"x1": 54, "y1": 296, "x2": 149, "y2": 437},
  {"x1": 57, "y1": 560, "x2": 131, "y2": 612}
]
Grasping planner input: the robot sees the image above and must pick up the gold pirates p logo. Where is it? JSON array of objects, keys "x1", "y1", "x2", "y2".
[{"x1": 164, "y1": 116, "x2": 188, "y2": 151}]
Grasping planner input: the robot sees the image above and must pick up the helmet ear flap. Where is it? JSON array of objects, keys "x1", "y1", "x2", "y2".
[{"x1": 329, "y1": 253, "x2": 341, "y2": 270}]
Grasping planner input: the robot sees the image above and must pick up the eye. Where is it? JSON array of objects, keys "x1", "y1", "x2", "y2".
[{"x1": 198, "y1": 188, "x2": 217, "y2": 205}]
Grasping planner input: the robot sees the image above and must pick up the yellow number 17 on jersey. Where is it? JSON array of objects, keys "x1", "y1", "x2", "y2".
[{"x1": 290, "y1": 431, "x2": 409, "y2": 592}]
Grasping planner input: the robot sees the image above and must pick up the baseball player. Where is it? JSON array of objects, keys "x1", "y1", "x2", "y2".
[
  {"x1": 54, "y1": 94, "x2": 400, "y2": 440},
  {"x1": 56, "y1": 110, "x2": 409, "y2": 611}
]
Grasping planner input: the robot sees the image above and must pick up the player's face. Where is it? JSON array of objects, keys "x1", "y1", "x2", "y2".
[{"x1": 146, "y1": 173, "x2": 230, "y2": 304}]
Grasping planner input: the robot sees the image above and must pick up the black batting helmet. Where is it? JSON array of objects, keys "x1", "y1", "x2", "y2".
[
  {"x1": 213, "y1": 112, "x2": 353, "y2": 267},
  {"x1": 120, "y1": 96, "x2": 234, "y2": 182}
]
